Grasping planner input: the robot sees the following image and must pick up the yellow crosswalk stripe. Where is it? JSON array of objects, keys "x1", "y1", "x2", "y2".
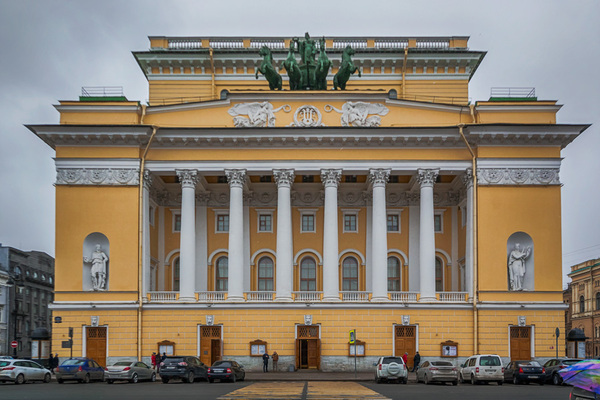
[
  {"x1": 308, "y1": 382, "x2": 390, "y2": 399},
  {"x1": 218, "y1": 382, "x2": 305, "y2": 399},
  {"x1": 218, "y1": 382, "x2": 390, "y2": 400}
]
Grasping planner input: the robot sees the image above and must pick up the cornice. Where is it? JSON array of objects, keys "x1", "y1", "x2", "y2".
[
  {"x1": 54, "y1": 104, "x2": 140, "y2": 113},
  {"x1": 476, "y1": 104, "x2": 562, "y2": 113}
]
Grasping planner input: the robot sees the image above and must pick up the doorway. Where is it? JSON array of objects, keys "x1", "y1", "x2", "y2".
[
  {"x1": 200, "y1": 325, "x2": 222, "y2": 366},
  {"x1": 295, "y1": 325, "x2": 320, "y2": 369},
  {"x1": 510, "y1": 326, "x2": 531, "y2": 360},
  {"x1": 395, "y1": 325, "x2": 416, "y2": 370},
  {"x1": 86, "y1": 327, "x2": 107, "y2": 367}
]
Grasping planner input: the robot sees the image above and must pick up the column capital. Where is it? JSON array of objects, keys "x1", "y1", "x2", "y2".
[
  {"x1": 320, "y1": 169, "x2": 342, "y2": 188},
  {"x1": 195, "y1": 192, "x2": 211, "y2": 205},
  {"x1": 176, "y1": 169, "x2": 198, "y2": 189},
  {"x1": 143, "y1": 170, "x2": 153, "y2": 190},
  {"x1": 273, "y1": 169, "x2": 295, "y2": 188},
  {"x1": 368, "y1": 168, "x2": 391, "y2": 188},
  {"x1": 225, "y1": 169, "x2": 247, "y2": 188},
  {"x1": 417, "y1": 168, "x2": 439, "y2": 188},
  {"x1": 462, "y1": 168, "x2": 474, "y2": 189}
]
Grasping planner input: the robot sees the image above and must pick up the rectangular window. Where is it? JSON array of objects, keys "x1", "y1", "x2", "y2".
[
  {"x1": 434, "y1": 212, "x2": 444, "y2": 233},
  {"x1": 217, "y1": 214, "x2": 229, "y2": 232},
  {"x1": 259, "y1": 214, "x2": 272, "y2": 232},
  {"x1": 387, "y1": 214, "x2": 399, "y2": 232},
  {"x1": 345, "y1": 175, "x2": 357, "y2": 183},
  {"x1": 344, "y1": 214, "x2": 357, "y2": 232},
  {"x1": 301, "y1": 214, "x2": 315, "y2": 232},
  {"x1": 302, "y1": 175, "x2": 314, "y2": 183},
  {"x1": 173, "y1": 213, "x2": 181, "y2": 232},
  {"x1": 149, "y1": 206, "x2": 156, "y2": 226}
]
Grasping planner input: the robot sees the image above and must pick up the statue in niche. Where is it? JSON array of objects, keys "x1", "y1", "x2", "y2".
[
  {"x1": 508, "y1": 243, "x2": 531, "y2": 291},
  {"x1": 84, "y1": 244, "x2": 109, "y2": 291}
]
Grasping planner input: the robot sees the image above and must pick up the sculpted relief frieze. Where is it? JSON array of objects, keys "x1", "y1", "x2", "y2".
[
  {"x1": 56, "y1": 168, "x2": 139, "y2": 186},
  {"x1": 477, "y1": 168, "x2": 560, "y2": 185},
  {"x1": 228, "y1": 102, "x2": 291, "y2": 127},
  {"x1": 325, "y1": 102, "x2": 389, "y2": 127}
]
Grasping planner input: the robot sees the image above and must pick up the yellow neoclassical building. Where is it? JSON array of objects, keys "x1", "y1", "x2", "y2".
[{"x1": 28, "y1": 35, "x2": 587, "y2": 370}]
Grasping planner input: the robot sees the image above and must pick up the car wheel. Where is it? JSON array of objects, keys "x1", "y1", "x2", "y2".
[
  {"x1": 130, "y1": 373, "x2": 138, "y2": 384},
  {"x1": 553, "y1": 373, "x2": 562, "y2": 385},
  {"x1": 151, "y1": 373, "x2": 156, "y2": 382},
  {"x1": 107, "y1": 380, "x2": 114, "y2": 384},
  {"x1": 15, "y1": 374, "x2": 25, "y2": 385},
  {"x1": 57, "y1": 379, "x2": 64, "y2": 384},
  {"x1": 231, "y1": 373, "x2": 237, "y2": 383},
  {"x1": 471, "y1": 374, "x2": 477, "y2": 385},
  {"x1": 209, "y1": 378, "x2": 214, "y2": 383},
  {"x1": 83, "y1": 374, "x2": 90, "y2": 384},
  {"x1": 459, "y1": 373, "x2": 464, "y2": 384},
  {"x1": 452, "y1": 380, "x2": 458, "y2": 386},
  {"x1": 424, "y1": 375, "x2": 430, "y2": 385},
  {"x1": 241, "y1": 373, "x2": 245, "y2": 382},
  {"x1": 513, "y1": 376, "x2": 519, "y2": 385},
  {"x1": 403, "y1": 378, "x2": 408, "y2": 384},
  {"x1": 161, "y1": 377, "x2": 169, "y2": 384},
  {"x1": 187, "y1": 371, "x2": 194, "y2": 383},
  {"x1": 539, "y1": 381, "x2": 544, "y2": 386},
  {"x1": 497, "y1": 380, "x2": 503, "y2": 385},
  {"x1": 43, "y1": 373, "x2": 51, "y2": 383}
]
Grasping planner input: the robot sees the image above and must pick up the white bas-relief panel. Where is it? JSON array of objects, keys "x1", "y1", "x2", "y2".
[
  {"x1": 324, "y1": 102, "x2": 389, "y2": 127},
  {"x1": 507, "y1": 232, "x2": 534, "y2": 291},
  {"x1": 227, "y1": 102, "x2": 291, "y2": 127},
  {"x1": 83, "y1": 232, "x2": 110, "y2": 291}
]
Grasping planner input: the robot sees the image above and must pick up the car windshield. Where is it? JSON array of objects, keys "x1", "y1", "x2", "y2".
[
  {"x1": 113, "y1": 362, "x2": 132, "y2": 366},
  {"x1": 563, "y1": 360, "x2": 582, "y2": 366},
  {"x1": 62, "y1": 359, "x2": 85, "y2": 365},
  {"x1": 518, "y1": 361, "x2": 541, "y2": 367},
  {"x1": 0, "y1": 361, "x2": 10, "y2": 367},
  {"x1": 431, "y1": 361, "x2": 453, "y2": 366},
  {"x1": 479, "y1": 356, "x2": 501, "y2": 366},
  {"x1": 164, "y1": 357, "x2": 184, "y2": 363},
  {"x1": 382, "y1": 357, "x2": 403, "y2": 364},
  {"x1": 212, "y1": 361, "x2": 232, "y2": 367}
]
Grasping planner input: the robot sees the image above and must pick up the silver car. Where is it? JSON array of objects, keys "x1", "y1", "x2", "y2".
[
  {"x1": 105, "y1": 361, "x2": 156, "y2": 384},
  {"x1": 416, "y1": 360, "x2": 458, "y2": 385},
  {"x1": 0, "y1": 359, "x2": 52, "y2": 384},
  {"x1": 374, "y1": 356, "x2": 408, "y2": 384}
]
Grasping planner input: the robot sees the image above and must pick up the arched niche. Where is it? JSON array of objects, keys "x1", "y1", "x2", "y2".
[
  {"x1": 82, "y1": 232, "x2": 110, "y2": 291},
  {"x1": 507, "y1": 231, "x2": 534, "y2": 291}
]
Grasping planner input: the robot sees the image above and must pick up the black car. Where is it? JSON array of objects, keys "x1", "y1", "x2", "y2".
[
  {"x1": 504, "y1": 360, "x2": 545, "y2": 385},
  {"x1": 542, "y1": 358, "x2": 582, "y2": 385},
  {"x1": 207, "y1": 360, "x2": 245, "y2": 383},
  {"x1": 159, "y1": 356, "x2": 208, "y2": 383}
]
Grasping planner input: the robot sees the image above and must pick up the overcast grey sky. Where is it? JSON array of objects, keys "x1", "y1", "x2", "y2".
[{"x1": 0, "y1": 0, "x2": 598, "y2": 284}]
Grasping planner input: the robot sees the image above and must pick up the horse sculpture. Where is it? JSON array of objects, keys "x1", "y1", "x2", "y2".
[
  {"x1": 282, "y1": 41, "x2": 302, "y2": 90},
  {"x1": 255, "y1": 46, "x2": 282, "y2": 90},
  {"x1": 333, "y1": 45, "x2": 361, "y2": 90},
  {"x1": 314, "y1": 37, "x2": 331, "y2": 90}
]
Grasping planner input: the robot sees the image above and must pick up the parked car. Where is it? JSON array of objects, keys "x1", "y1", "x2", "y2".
[
  {"x1": 570, "y1": 386, "x2": 598, "y2": 399},
  {"x1": 459, "y1": 354, "x2": 503, "y2": 385},
  {"x1": 504, "y1": 360, "x2": 545, "y2": 385},
  {"x1": 542, "y1": 358, "x2": 582, "y2": 385},
  {"x1": 416, "y1": 360, "x2": 458, "y2": 385},
  {"x1": 105, "y1": 361, "x2": 156, "y2": 384},
  {"x1": 0, "y1": 356, "x2": 14, "y2": 360},
  {"x1": 207, "y1": 360, "x2": 245, "y2": 383},
  {"x1": 56, "y1": 358, "x2": 105, "y2": 383},
  {"x1": 374, "y1": 356, "x2": 408, "y2": 384},
  {"x1": 159, "y1": 356, "x2": 208, "y2": 383},
  {"x1": 0, "y1": 359, "x2": 52, "y2": 384}
]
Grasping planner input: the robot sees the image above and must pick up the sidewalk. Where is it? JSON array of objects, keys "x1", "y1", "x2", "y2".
[{"x1": 245, "y1": 369, "x2": 418, "y2": 382}]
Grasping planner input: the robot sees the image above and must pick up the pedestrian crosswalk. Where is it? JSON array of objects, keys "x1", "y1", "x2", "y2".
[{"x1": 218, "y1": 381, "x2": 390, "y2": 399}]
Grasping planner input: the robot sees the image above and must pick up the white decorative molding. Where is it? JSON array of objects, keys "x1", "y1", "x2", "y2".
[
  {"x1": 401, "y1": 315, "x2": 410, "y2": 325},
  {"x1": 176, "y1": 169, "x2": 198, "y2": 188},
  {"x1": 417, "y1": 168, "x2": 439, "y2": 188},
  {"x1": 324, "y1": 102, "x2": 389, "y2": 127},
  {"x1": 206, "y1": 315, "x2": 214, "y2": 325},
  {"x1": 320, "y1": 169, "x2": 342, "y2": 188},
  {"x1": 304, "y1": 315, "x2": 313, "y2": 325},
  {"x1": 56, "y1": 168, "x2": 139, "y2": 185},
  {"x1": 289, "y1": 105, "x2": 324, "y2": 127},
  {"x1": 518, "y1": 316, "x2": 526, "y2": 327},
  {"x1": 227, "y1": 102, "x2": 291, "y2": 127},
  {"x1": 368, "y1": 168, "x2": 391, "y2": 187},
  {"x1": 477, "y1": 168, "x2": 560, "y2": 185},
  {"x1": 225, "y1": 169, "x2": 247, "y2": 188},
  {"x1": 273, "y1": 169, "x2": 295, "y2": 187}
]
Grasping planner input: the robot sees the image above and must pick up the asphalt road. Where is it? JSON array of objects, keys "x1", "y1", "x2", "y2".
[{"x1": 0, "y1": 379, "x2": 574, "y2": 400}]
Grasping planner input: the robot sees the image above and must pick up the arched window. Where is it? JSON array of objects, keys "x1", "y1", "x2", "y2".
[
  {"x1": 435, "y1": 257, "x2": 444, "y2": 292},
  {"x1": 258, "y1": 257, "x2": 274, "y2": 291},
  {"x1": 580, "y1": 295, "x2": 585, "y2": 314},
  {"x1": 173, "y1": 257, "x2": 180, "y2": 291},
  {"x1": 342, "y1": 257, "x2": 358, "y2": 291},
  {"x1": 300, "y1": 258, "x2": 316, "y2": 291},
  {"x1": 596, "y1": 293, "x2": 600, "y2": 310},
  {"x1": 216, "y1": 257, "x2": 228, "y2": 291},
  {"x1": 387, "y1": 257, "x2": 401, "y2": 291}
]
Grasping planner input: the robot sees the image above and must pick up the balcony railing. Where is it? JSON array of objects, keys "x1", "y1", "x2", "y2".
[
  {"x1": 292, "y1": 291, "x2": 323, "y2": 302},
  {"x1": 196, "y1": 291, "x2": 227, "y2": 302},
  {"x1": 340, "y1": 291, "x2": 371, "y2": 302},
  {"x1": 147, "y1": 291, "x2": 178, "y2": 302},
  {"x1": 245, "y1": 291, "x2": 275, "y2": 302},
  {"x1": 389, "y1": 292, "x2": 419, "y2": 303},
  {"x1": 438, "y1": 292, "x2": 468, "y2": 302}
]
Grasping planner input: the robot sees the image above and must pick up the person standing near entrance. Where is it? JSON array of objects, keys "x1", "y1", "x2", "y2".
[
  {"x1": 272, "y1": 351, "x2": 279, "y2": 371},
  {"x1": 402, "y1": 352, "x2": 408, "y2": 367},
  {"x1": 262, "y1": 351, "x2": 270, "y2": 372},
  {"x1": 412, "y1": 351, "x2": 421, "y2": 372},
  {"x1": 151, "y1": 352, "x2": 157, "y2": 370}
]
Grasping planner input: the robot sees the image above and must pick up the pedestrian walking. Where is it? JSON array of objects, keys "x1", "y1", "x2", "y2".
[
  {"x1": 151, "y1": 352, "x2": 157, "y2": 370},
  {"x1": 48, "y1": 354, "x2": 54, "y2": 373},
  {"x1": 272, "y1": 351, "x2": 279, "y2": 372},
  {"x1": 402, "y1": 352, "x2": 408, "y2": 367},
  {"x1": 53, "y1": 354, "x2": 59, "y2": 373},
  {"x1": 262, "y1": 351, "x2": 270, "y2": 372},
  {"x1": 412, "y1": 351, "x2": 421, "y2": 372}
]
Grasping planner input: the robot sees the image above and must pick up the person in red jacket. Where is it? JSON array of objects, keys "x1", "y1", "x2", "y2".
[
  {"x1": 151, "y1": 352, "x2": 157, "y2": 370},
  {"x1": 402, "y1": 352, "x2": 408, "y2": 367}
]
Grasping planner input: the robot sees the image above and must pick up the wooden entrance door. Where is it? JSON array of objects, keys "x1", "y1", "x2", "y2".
[
  {"x1": 510, "y1": 326, "x2": 531, "y2": 360},
  {"x1": 296, "y1": 325, "x2": 321, "y2": 369},
  {"x1": 200, "y1": 326, "x2": 222, "y2": 366},
  {"x1": 86, "y1": 327, "x2": 107, "y2": 367},
  {"x1": 395, "y1": 325, "x2": 416, "y2": 369}
]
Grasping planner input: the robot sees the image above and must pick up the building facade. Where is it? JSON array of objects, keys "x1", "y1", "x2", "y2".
[
  {"x1": 567, "y1": 258, "x2": 600, "y2": 358},
  {"x1": 0, "y1": 245, "x2": 55, "y2": 357},
  {"x1": 28, "y1": 35, "x2": 587, "y2": 370}
]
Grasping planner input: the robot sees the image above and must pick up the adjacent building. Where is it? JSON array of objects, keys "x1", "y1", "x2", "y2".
[
  {"x1": 28, "y1": 35, "x2": 588, "y2": 370},
  {"x1": 567, "y1": 258, "x2": 600, "y2": 358}
]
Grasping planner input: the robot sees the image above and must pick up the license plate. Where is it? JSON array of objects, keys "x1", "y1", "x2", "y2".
[
  {"x1": 485, "y1": 369, "x2": 495, "y2": 373},
  {"x1": 529, "y1": 376, "x2": 538, "y2": 379},
  {"x1": 213, "y1": 369, "x2": 223, "y2": 373},
  {"x1": 165, "y1": 366, "x2": 175, "y2": 370}
]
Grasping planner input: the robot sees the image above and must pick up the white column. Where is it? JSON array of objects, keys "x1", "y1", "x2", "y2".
[
  {"x1": 417, "y1": 168, "x2": 439, "y2": 302},
  {"x1": 243, "y1": 200, "x2": 251, "y2": 292},
  {"x1": 226, "y1": 169, "x2": 246, "y2": 302},
  {"x1": 321, "y1": 169, "x2": 342, "y2": 302},
  {"x1": 365, "y1": 192, "x2": 373, "y2": 292},
  {"x1": 176, "y1": 169, "x2": 198, "y2": 302},
  {"x1": 274, "y1": 169, "x2": 295, "y2": 302},
  {"x1": 196, "y1": 194, "x2": 209, "y2": 292},
  {"x1": 142, "y1": 171, "x2": 152, "y2": 299},
  {"x1": 408, "y1": 204, "x2": 420, "y2": 291},
  {"x1": 158, "y1": 206, "x2": 165, "y2": 290},
  {"x1": 369, "y1": 169, "x2": 391, "y2": 302},
  {"x1": 463, "y1": 169, "x2": 474, "y2": 299}
]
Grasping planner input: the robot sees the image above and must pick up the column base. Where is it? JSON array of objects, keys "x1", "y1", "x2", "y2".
[
  {"x1": 371, "y1": 296, "x2": 390, "y2": 302},
  {"x1": 274, "y1": 296, "x2": 293, "y2": 302},
  {"x1": 178, "y1": 296, "x2": 196, "y2": 302},
  {"x1": 322, "y1": 295, "x2": 341, "y2": 302},
  {"x1": 419, "y1": 296, "x2": 438, "y2": 303},
  {"x1": 226, "y1": 295, "x2": 245, "y2": 302}
]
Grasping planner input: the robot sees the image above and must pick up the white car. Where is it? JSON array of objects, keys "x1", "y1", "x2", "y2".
[
  {"x1": 374, "y1": 356, "x2": 408, "y2": 384},
  {"x1": 0, "y1": 359, "x2": 52, "y2": 384},
  {"x1": 459, "y1": 354, "x2": 503, "y2": 385}
]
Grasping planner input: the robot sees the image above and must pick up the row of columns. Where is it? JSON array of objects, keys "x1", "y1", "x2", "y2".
[{"x1": 142, "y1": 168, "x2": 474, "y2": 302}]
